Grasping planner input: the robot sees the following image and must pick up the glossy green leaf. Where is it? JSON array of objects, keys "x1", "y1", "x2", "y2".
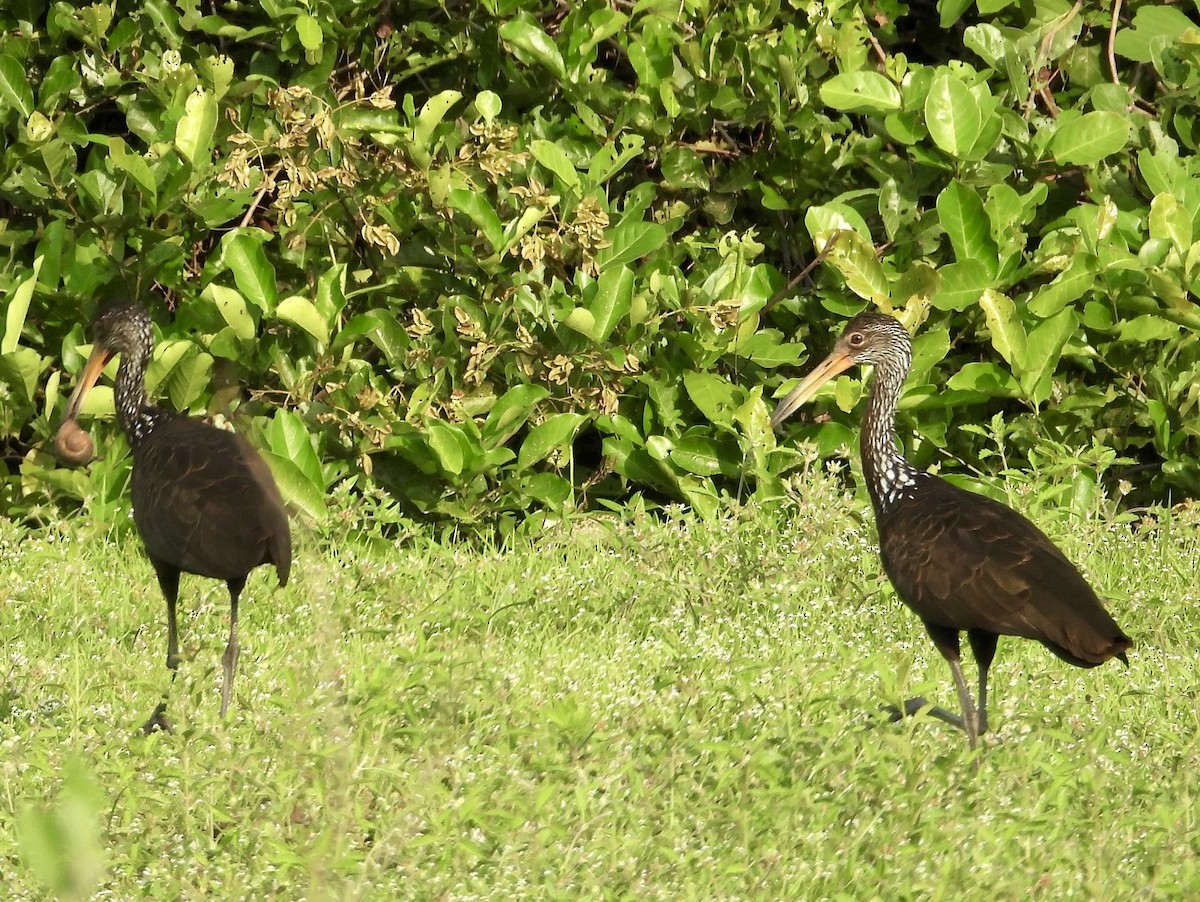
[
  {"x1": 165, "y1": 349, "x2": 213, "y2": 411},
  {"x1": 335, "y1": 310, "x2": 409, "y2": 366},
  {"x1": 1051, "y1": 112, "x2": 1131, "y2": 166},
  {"x1": 2, "y1": 258, "x2": 40, "y2": 355},
  {"x1": 925, "y1": 71, "x2": 981, "y2": 157},
  {"x1": 530, "y1": 139, "x2": 579, "y2": 188},
  {"x1": 428, "y1": 421, "x2": 470, "y2": 476},
  {"x1": 683, "y1": 372, "x2": 740, "y2": 429},
  {"x1": 448, "y1": 188, "x2": 504, "y2": 254},
  {"x1": 295, "y1": 13, "x2": 321, "y2": 51},
  {"x1": 219, "y1": 230, "x2": 278, "y2": 313},
  {"x1": 410, "y1": 90, "x2": 462, "y2": 168},
  {"x1": 482, "y1": 384, "x2": 550, "y2": 448},
  {"x1": 175, "y1": 88, "x2": 217, "y2": 166},
  {"x1": 277, "y1": 295, "x2": 329, "y2": 345},
  {"x1": 261, "y1": 450, "x2": 327, "y2": 520},
  {"x1": 931, "y1": 259, "x2": 992, "y2": 311},
  {"x1": 587, "y1": 265, "x2": 634, "y2": 342},
  {"x1": 1027, "y1": 260, "x2": 1096, "y2": 318},
  {"x1": 822, "y1": 230, "x2": 888, "y2": 303},
  {"x1": 0, "y1": 55, "x2": 33, "y2": 118},
  {"x1": 498, "y1": 19, "x2": 566, "y2": 80},
  {"x1": 203, "y1": 285, "x2": 256, "y2": 341},
  {"x1": 595, "y1": 221, "x2": 667, "y2": 269},
  {"x1": 518, "y1": 413, "x2": 587, "y2": 470},
  {"x1": 937, "y1": 181, "x2": 998, "y2": 271},
  {"x1": 979, "y1": 289, "x2": 1025, "y2": 370},
  {"x1": 819, "y1": 71, "x2": 902, "y2": 113}
]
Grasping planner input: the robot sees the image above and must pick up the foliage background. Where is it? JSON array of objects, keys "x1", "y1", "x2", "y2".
[{"x1": 2, "y1": 0, "x2": 1200, "y2": 528}]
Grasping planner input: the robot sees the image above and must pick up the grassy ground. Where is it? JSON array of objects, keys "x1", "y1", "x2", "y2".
[{"x1": 0, "y1": 470, "x2": 1197, "y2": 900}]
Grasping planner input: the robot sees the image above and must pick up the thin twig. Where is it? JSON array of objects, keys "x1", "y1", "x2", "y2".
[{"x1": 1109, "y1": 0, "x2": 1123, "y2": 85}]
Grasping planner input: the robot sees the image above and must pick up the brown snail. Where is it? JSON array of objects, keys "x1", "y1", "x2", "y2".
[{"x1": 55, "y1": 418, "x2": 95, "y2": 467}]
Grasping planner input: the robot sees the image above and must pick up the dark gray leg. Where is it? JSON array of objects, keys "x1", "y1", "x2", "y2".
[
  {"x1": 220, "y1": 578, "x2": 245, "y2": 718},
  {"x1": 142, "y1": 561, "x2": 181, "y2": 735},
  {"x1": 886, "y1": 624, "x2": 981, "y2": 749},
  {"x1": 968, "y1": 630, "x2": 998, "y2": 736}
]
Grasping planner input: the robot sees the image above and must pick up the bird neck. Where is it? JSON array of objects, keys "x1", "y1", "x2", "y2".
[
  {"x1": 114, "y1": 347, "x2": 168, "y2": 446},
  {"x1": 860, "y1": 360, "x2": 925, "y2": 517}
]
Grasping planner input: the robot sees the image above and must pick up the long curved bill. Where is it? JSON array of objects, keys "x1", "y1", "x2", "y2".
[
  {"x1": 63, "y1": 345, "x2": 114, "y2": 422},
  {"x1": 770, "y1": 349, "x2": 855, "y2": 428}
]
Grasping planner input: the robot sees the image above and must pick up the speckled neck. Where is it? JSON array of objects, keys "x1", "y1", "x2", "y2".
[
  {"x1": 113, "y1": 324, "x2": 169, "y2": 447},
  {"x1": 860, "y1": 350, "x2": 927, "y2": 518}
]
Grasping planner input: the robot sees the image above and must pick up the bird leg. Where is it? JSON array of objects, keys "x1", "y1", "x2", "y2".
[
  {"x1": 221, "y1": 579, "x2": 245, "y2": 718},
  {"x1": 946, "y1": 656, "x2": 980, "y2": 750},
  {"x1": 142, "y1": 562, "x2": 181, "y2": 735},
  {"x1": 885, "y1": 696, "x2": 966, "y2": 730},
  {"x1": 967, "y1": 630, "x2": 998, "y2": 737}
]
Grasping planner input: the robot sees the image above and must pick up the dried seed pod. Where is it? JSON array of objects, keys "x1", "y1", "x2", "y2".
[{"x1": 55, "y1": 419, "x2": 95, "y2": 467}]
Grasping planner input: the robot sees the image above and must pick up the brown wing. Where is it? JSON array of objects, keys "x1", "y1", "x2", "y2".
[
  {"x1": 877, "y1": 478, "x2": 1130, "y2": 666},
  {"x1": 130, "y1": 417, "x2": 291, "y2": 585}
]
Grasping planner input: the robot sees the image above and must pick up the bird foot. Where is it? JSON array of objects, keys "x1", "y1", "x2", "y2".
[
  {"x1": 882, "y1": 696, "x2": 967, "y2": 731},
  {"x1": 141, "y1": 704, "x2": 175, "y2": 735}
]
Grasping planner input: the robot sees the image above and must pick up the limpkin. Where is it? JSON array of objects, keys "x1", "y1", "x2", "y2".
[
  {"x1": 62, "y1": 300, "x2": 291, "y2": 733},
  {"x1": 771, "y1": 312, "x2": 1131, "y2": 748}
]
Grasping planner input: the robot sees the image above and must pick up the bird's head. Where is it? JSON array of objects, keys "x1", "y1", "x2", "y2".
[
  {"x1": 62, "y1": 300, "x2": 153, "y2": 422},
  {"x1": 770, "y1": 312, "x2": 912, "y2": 427}
]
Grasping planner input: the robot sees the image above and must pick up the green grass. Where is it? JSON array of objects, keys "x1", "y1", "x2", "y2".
[{"x1": 1, "y1": 471, "x2": 1197, "y2": 899}]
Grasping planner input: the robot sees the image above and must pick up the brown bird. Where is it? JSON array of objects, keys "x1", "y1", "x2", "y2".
[
  {"x1": 771, "y1": 312, "x2": 1131, "y2": 748},
  {"x1": 62, "y1": 300, "x2": 291, "y2": 733}
]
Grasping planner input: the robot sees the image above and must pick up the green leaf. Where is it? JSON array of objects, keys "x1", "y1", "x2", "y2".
[
  {"x1": 0, "y1": 347, "x2": 43, "y2": 404},
  {"x1": 517, "y1": 413, "x2": 587, "y2": 470},
  {"x1": 17, "y1": 758, "x2": 104, "y2": 901},
  {"x1": 428, "y1": 421, "x2": 471, "y2": 476},
  {"x1": 498, "y1": 19, "x2": 566, "y2": 80},
  {"x1": 448, "y1": 188, "x2": 504, "y2": 254},
  {"x1": 175, "y1": 88, "x2": 218, "y2": 166},
  {"x1": 1051, "y1": 112, "x2": 1131, "y2": 166},
  {"x1": 165, "y1": 349, "x2": 213, "y2": 411},
  {"x1": 1149, "y1": 193, "x2": 1192, "y2": 251},
  {"x1": 1027, "y1": 260, "x2": 1096, "y2": 317},
  {"x1": 203, "y1": 284, "x2": 256, "y2": 341},
  {"x1": 979, "y1": 289, "x2": 1025, "y2": 370},
  {"x1": 218, "y1": 230, "x2": 278, "y2": 313},
  {"x1": 822, "y1": 230, "x2": 888, "y2": 304},
  {"x1": 2, "y1": 258, "x2": 41, "y2": 355},
  {"x1": 683, "y1": 372, "x2": 740, "y2": 429},
  {"x1": 265, "y1": 408, "x2": 324, "y2": 490},
  {"x1": 410, "y1": 90, "x2": 462, "y2": 168},
  {"x1": 276, "y1": 296, "x2": 329, "y2": 345},
  {"x1": 819, "y1": 71, "x2": 902, "y2": 113},
  {"x1": 1114, "y1": 6, "x2": 1199, "y2": 63},
  {"x1": 482, "y1": 384, "x2": 550, "y2": 449},
  {"x1": 931, "y1": 259, "x2": 992, "y2": 311},
  {"x1": 587, "y1": 265, "x2": 634, "y2": 342},
  {"x1": 936, "y1": 181, "x2": 998, "y2": 272},
  {"x1": 335, "y1": 310, "x2": 409, "y2": 366},
  {"x1": 669, "y1": 435, "x2": 732, "y2": 477},
  {"x1": 587, "y1": 134, "x2": 645, "y2": 186},
  {"x1": 925, "y1": 71, "x2": 981, "y2": 158},
  {"x1": 1018, "y1": 308, "x2": 1076, "y2": 403},
  {"x1": 594, "y1": 221, "x2": 667, "y2": 269},
  {"x1": 733, "y1": 331, "x2": 805, "y2": 368},
  {"x1": 0, "y1": 55, "x2": 34, "y2": 118},
  {"x1": 530, "y1": 139, "x2": 580, "y2": 188},
  {"x1": 107, "y1": 138, "x2": 157, "y2": 203},
  {"x1": 295, "y1": 13, "x2": 321, "y2": 51},
  {"x1": 946, "y1": 361, "x2": 1020, "y2": 396},
  {"x1": 261, "y1": 451, "x2": 327, "y2": 521},
  {"x1": 939, "y1": 0, "x2": 974, "y2": 27}
]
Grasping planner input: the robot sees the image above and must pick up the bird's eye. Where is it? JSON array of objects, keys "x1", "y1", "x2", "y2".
[{"x1": 848, "y1": 332, "x2": 865, "y2": 347}]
